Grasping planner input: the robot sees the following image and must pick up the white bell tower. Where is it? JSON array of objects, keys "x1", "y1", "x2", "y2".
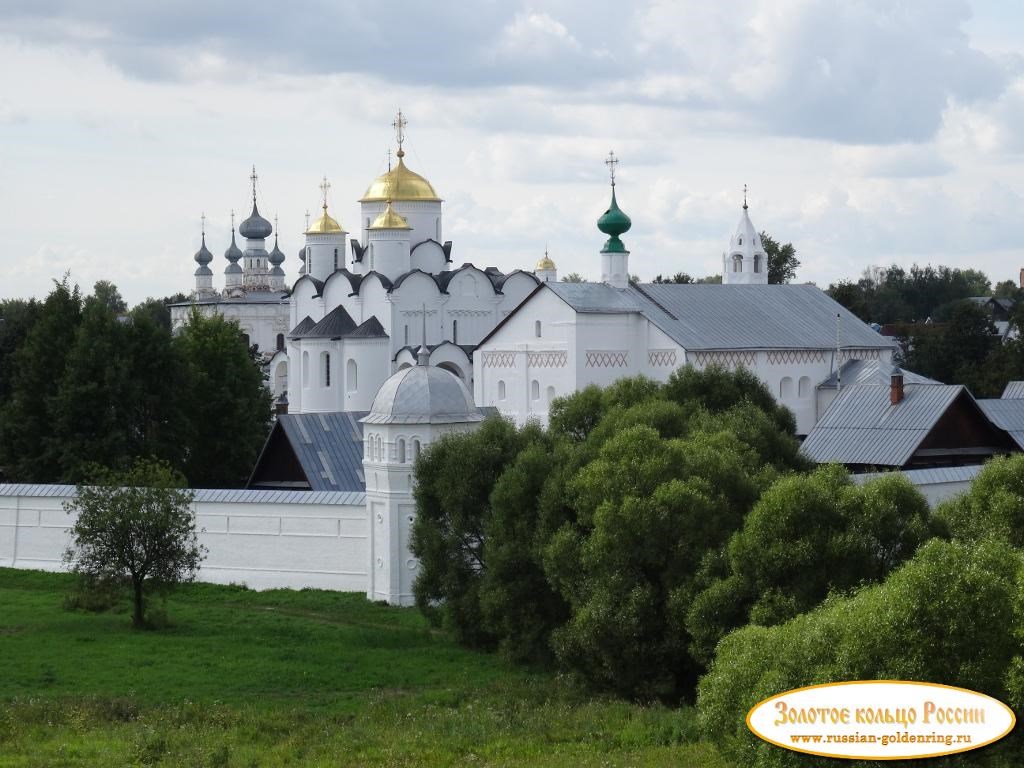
[{"x1": 722, "y1": 186, "x2": 768, "y2": 285}]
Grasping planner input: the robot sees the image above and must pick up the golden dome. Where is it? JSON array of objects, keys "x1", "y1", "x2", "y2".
[
  {"x1": 369, "y1": 202, "x2": 412, "y2": 230},
  {"x1": 536, "y1": 254, "x2": 557, "y2": 271},
  {"x1": 360, "y1": 154, "x2": 441, "y2": 203},
  {"x1": 306, "y1": 205, "x2": 346, "y2": 235}
]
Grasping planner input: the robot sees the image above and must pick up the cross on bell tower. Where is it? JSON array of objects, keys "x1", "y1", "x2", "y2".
[
  {"x1": 743, "y1": 184, "x2": 749, "y2": 210},
  {"x1": 392, "y1": 109, "x2": 407, "y2": 158},
  {"x1": 319, "y1": 176, "x2": 331, "y2": 211},
  {"x1": 605, "y1": 150, "x2": 619, "y2": 187},
  {"x1": 250, "y1": 165, "x2": 258, "y2": 204}
]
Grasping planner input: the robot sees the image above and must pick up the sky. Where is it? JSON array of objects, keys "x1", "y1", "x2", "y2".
[{"x1": 2, "y1": 0, "x2": 1024, "y2": 304}]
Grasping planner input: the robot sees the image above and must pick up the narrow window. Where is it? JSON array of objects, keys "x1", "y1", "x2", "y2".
[
  {"x1": 347, "y1": 359, "x2": 358, "y2": 392},
  {"x1": 546, "y1": 385, "x2": 556, "y2": 404},
  {"x1": 453, "y1": 319, "x2": 458, "y2": 344},
  {"x1": 302, "y1": 351, "x2": 309, "y2": 384},
  {"x1": 531, "y1": 380, "x2": 540, "y2": 400},
  {"x1": 780, "y1": 377, "x2": 794, "y2": 398},
  {"x1": 404, "y1": 325, "x2": 409, "y2": 345},
  {"x1": 733, "y1": 255, "x2": 742, "y2": 273},
  {"x1": 798, "y1": 376, "x2": 811, "y2": 398},
  {"x1": 435, "y1": 219, "x2": 440, "y2": 240},
  {"x1": 276, "y1": 333, "x2": 285, "y2": 351},
  {"x1": 412, "y1": 439, "x2": 421, "y2": 460},
  {"x1": 498, "y1": 380, "x2": 506, "y2": 400},
  {"x1": 398, "y1": 438, "x2": 406, "y2": 463},
  {"x1": 334, "y1": 248, "x2": 338, "y2": 271},
  {"x1": 753, "y1": 254, "x2": 761, "y2": 273},
  {"x1": 535, "y1": 320, "x2": 542, "y2": 338},
  {"x1": 376, "y1": 436, "x2": 382, "y2": 461},
  {"x1": 322, "y1": 352, "x2": 331, "y2": 387}
]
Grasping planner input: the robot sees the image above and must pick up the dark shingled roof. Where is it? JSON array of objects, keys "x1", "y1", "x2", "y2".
[
  {"x1": 306, "y1": 305, "x2": 357, "y2": 338},
  {"x1": 248, "y1": 412, "x2": 368, "y2": 492},
  {"x1": 348, "y1": 316, "x2": 388, "y2": 338},
  {"x1": 288, "y1": 315, "x2": 316, "y2": 338}
]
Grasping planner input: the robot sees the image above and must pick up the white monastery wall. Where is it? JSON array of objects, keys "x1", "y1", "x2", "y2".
[{"x1": 0, "y1": 488, "x2": 369, "y2": 592}]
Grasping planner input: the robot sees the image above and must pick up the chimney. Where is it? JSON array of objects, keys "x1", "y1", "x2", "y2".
[{"x1": 890, "y1": 373, "x2": 904, "y2": 405}]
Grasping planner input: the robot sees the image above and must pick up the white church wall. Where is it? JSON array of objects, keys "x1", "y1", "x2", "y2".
[
  {"x1": 344, "y1": 338, "x2": 391, "y2": 411},
  {"x1": 409, "y1": 240, "x2": 447, "y2": 274},
  {"x1": 291, "y1": 277, "x2": 325, "y2": 328},
  {"x1": 0, "y1": 488, "x2": 369, "y2": 592}
]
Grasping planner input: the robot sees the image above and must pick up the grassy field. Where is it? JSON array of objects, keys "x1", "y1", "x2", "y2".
[{"x1": 0, "y1": 568, "x2": 730, "y2": 767}]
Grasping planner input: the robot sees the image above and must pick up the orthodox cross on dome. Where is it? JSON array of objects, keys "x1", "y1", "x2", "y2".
[
  {"x1": 387, "y1": 147, "x2": 392, "y2": 172},
  {"x1": 392, "y1": 109, "x2": 407, "y2": 157},
  {"x1": 274, "y1": 214, "x2": 279, "y2": 232},
  {"x1": 605, "y1": 150, "x2": 619, "y2": 187},
  {"x1": 319, "y1": 176, "x2": 331, "y2": 210},
  {"x1": 200, "y1": 212, "x2": 206, "y2": 236},
  {"x1": 304, "y1": 210, "x2": 310, "y2": 231},
  {"x1": 743, "y1": 184, "x2": 749, "y2": 210},
  {"x1": 230, "y1": 209, "x2": 235, "y2": 231},
  {"x1": 250, "y1": 165, "x2": 258, "y2": 204}
]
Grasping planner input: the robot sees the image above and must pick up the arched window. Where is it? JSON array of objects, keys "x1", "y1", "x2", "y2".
[
  {"x1": 531, "y1": 380, "x2": 540, "y2": 400},
  {"x1": 376, "y1": 436, "x2": 383, "y2": 461},
  {"x1": 276, "y1": 333, "x2": 285, "y2": 351},
  {"x1": 242, "y1": 333, "x2": 250, "y2": 348},
  {"x1": 404, "y1": 325, "x2": 409, "y2": 345},
  {"x1": 546, "y1": 385, "x2": 556, "y2": 404},
  {"x1": 398, "y1": 438, "x2": 406, "y2": 463},
  {"x1": 753, "y1": 254, "x2": 761, "y2": 274},
  {"x1": 733, "y1": 255, "x2": 742, "y2": 273},
  {"x1": 321, "y1": 352, "x2": 331, "y2": 387},
  {"x1": 302, "y1": 351, "x2": 309, "y2": 385},
  {"x1": 346, "y1": 359, "x2": 357, "y2": 392},
  {"x1": 365, "y1": 434, "x2": 372, "y2": 458},
  {"x1": 413, "y1": 439, "x2": 421, "y2": 460},
  {"x1": 738, "y1": 236, "x2": 743, "y2": 246},
  {"x1": 535, "y1": 320, "x2": 542, "y2": 337},
  {"x1": 452, "y1": 319, "x2": 458, "y2": 344},
  {"x1": 798, "y1": 376, "x2": 811, "y2": 398},
  {"x1": 780, "y1": 377, "x2": 794, "y2": 398},
  {"x1": 498, "y1": 380, "x2": 506, "y2": 400}
]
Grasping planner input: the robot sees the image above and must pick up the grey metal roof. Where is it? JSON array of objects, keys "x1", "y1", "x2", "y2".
[
  {"x1": 363, "y1": 365, "x2": 483, "y2": 424},
  {"x1": 0, "y1": 484, "x2": 364, "y2": 505},
  {"x1": 632, "y1": 283, "x2": 894, "y2": 351},
  {"x1": 306, "y1": 305, "x2": 357, "y2": 338},
  {"x1": 275, "y1": 412, "x2": 369, "y2": 491},
  {"x1": 289, "y1": 315, "x2": 315, "y2": 337},
  {"x1": 169, "y1": 290, "x2": 289, "y2": 307},
  {"x1": 818, "y1": 359, "x2": 940, "y2": 389},
  {"x1": 851, "y1": 465, "x2": 983, "y2": 487},
  {"x1": 977, "y1": 399, "x2": 1024, "y2": 449},
  {"x1": 800, "y1": 384, "x2": 965, "y2": 466},
  {"x1": 1003, "y1": 381, "x2": 1024, "y2": 399},
  {"x1": 547, "y1": 282, "x2": 645, "y2": 313}
]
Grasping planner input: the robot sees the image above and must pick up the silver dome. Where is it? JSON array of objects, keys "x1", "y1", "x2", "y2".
[
  {"x1": 363, "y1": 362, "x2": 482, "y2": 425},
  {"x1": 239, "y1": 202, "x2": 273, "y2": 239},
  {"x1": 225, "y1": 230, "x2": 243, "y2": 262},
  {"x1": 194, "y1": 234, "x2": 213, "y2": 265}
]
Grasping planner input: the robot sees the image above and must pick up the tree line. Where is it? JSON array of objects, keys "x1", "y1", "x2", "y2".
[
  {"x1": 411, "y1": 370, "x2": 1024, "y2": 764},
  {"x1": 0, "y1": 279, "x2": 272, "y2": 487}
]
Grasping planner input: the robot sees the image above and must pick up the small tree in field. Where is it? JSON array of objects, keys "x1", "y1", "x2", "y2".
[{"x1": 63, "y1": 459, "x2": 205, "y2": 628}]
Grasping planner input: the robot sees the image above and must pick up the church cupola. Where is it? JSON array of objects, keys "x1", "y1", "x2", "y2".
[
  {"x1": 304, "y1": 177, "x2": 348, "y2": 282},
  {"x1": 598, "y1": 151, "x2": 631, "y2": 289},
  {"x1": 722, "y1": 186, "x2": 768, "y2": 285},
  {"x1": 535, "y1": 247, "x2": 557, "y2": 283},
  {"x1": 240, "y1": 166, "x2": 273, "y2": 291},
  {"x1": 193, "y1": 214, "x2": 214, "y2": 295},
  {"x1": 359, "y1": 110, "x2": 443, "y2": 249},
  {"x1": 224, "y1": 209, "x2": 243, "y2": 290},
  {"x1": 366, "y1": 200, "x2": 412, "y2": 280},
  {"x1": 268, "y1": 229, "x2": 286, "y2": 291}
]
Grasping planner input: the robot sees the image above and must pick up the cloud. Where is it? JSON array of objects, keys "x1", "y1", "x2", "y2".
[{"x1": 834, "y1": 144, "x2": 952, "y2": 178}]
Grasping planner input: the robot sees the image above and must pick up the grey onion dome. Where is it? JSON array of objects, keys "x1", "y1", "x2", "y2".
[
  {"x1": 269, "y1": 235, "x2": 285, "y2": 266},
  {"x1": 225, "y1": 262, "x2": 243, "y2": 275},
  {"x1": 194, "y1": 234, "x2": 213, "y2": 265},
  {"x1": 363, "y1": 364, "x2": 483, "y2": 425},
  {"x1": 239, "y1": 201, "x2": 273, "y2": 239},
  {"x1": 224, "y1": 230, "x2": 243, "y2": 263},
  {"x1": 194, "y1": 264, "x2": 213, "y2": 276}
]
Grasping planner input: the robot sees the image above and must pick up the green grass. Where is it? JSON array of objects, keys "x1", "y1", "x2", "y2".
[{"x1": 0, "y1": 568, "x2": 730, "y2": 767}]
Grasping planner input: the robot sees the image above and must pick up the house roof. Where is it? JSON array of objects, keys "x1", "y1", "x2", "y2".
[
  {"x1": 0, "y1": 484, "x2": 365, "y2": 505},
  {"x1": 249, "y1": 412, "x2": 368, "y2": 492},
  {"x1": 977, "y1": 398, "x2": 1024, "y2": 450},
  {"x1": 800, "y1": 384, "x2": 966, "y2": 466},
  {"x1": 850, "y1": 464, "x2": 983, "y2": 487},
  {"x1": 1003, "y1": 381, "x2": 1024, "y2": 399},
  {"x1": 304, "y1": 306, "x2": 358, "y2": 338},
  {"x1": 347, "y1": 316, "x2": 388, "y2": 338},
  {"x1": 817, "y1": 359, "x2": 940, "y2": 389}
]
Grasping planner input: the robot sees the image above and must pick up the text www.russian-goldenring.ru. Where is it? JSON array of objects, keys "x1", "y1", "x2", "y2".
[{"x1": 790, "y1": 732, "x2": 973, "y2": 747}]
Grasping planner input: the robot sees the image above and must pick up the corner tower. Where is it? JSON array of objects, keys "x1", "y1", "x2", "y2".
[{"x1": 723, "y1": 187, "x2": 768, "y2": 285}]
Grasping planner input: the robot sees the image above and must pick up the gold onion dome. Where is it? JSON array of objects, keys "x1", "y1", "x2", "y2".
[
  {"x1": 306, "y1": 205, "x2": 345, "y2": 235},
  {"x1": 369, "y1": 201, "x2": 412, "y2": 230},
  {"x1": 536, "y1": 253, "x2": 556, "y2": 271},
  {"x1": 360, "y1": 153, "x2": 441, "y2": 202}
]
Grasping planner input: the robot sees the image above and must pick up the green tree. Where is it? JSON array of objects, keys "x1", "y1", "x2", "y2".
[
  {"x1": 91, "y1": 280, "x2": 127, "y2": 314},
  {"x1": 935, "y1": 454, "x2": 1024, "y2": 547},
  {"x1": 760, "y1": 232, "x2": 800, "y2": 284},
  {"x1": 652, "y1": 272, "x2": 694, "y2": 284},
  {"x1": 687, "y1": 467, "x2": 932, "y2": 665},
  {"x1": 0, "y1": 297, "x2": 40, "y2": 406},
  {"x1": 411, "y1": 416, "x2": 529, "y2": 648},
  {"x1": 560, "y1": 272, "x2": 585, "y2": 283},
  {"x1": 903, "y1": 300, "x2": 998, "y2": 392},
  {"x1": 698, "y1": 538, "x2": 1023, "y2": 767},
  {"x1": 63, "y1": 458, "x2": 204, "y2": 629},
  {"x1": 173, "y1": 310, "x2": 272, "y2": 487},
  {"x1": 664, "y1": 364, "x2": 797, "y2": 435},
  {"x1": 993, "y1": 280, "x2": 1021, "y2": 300},
  {"x1": 0, "y1": 278, "x2": 83, "y2": 481}
]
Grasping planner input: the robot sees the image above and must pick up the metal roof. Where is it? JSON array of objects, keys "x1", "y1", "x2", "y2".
[
  {"x1": 363, "y1": 366, "x2": 483, "y2": 424},
  {"x1": 800, "y1": 384, "x2": 965, "y2": 466},
  {"x1": 547, "y1": 282, "x2": 645, "y2": 313},
  {"x1": 851, "y1": 465, "x2": 983, "y2": 487},
  {"x1": 977, "y1": 399, "x2": 1024, "y2": 449},
  {"x1": 0, "y1": 484, "x2": 364, "y2": 505},
  {"x1": 818, "y1": 359, "x2": 940, "y2": 389},
  {"x1": 274, "y1": 412, "x2": 369, "y2": 491},
  {"x1": 1003, "y1": 381, "x2": 1024, "y2": 399},
  {"x1": 348, "y1": 316, "x2": 388, "y2": 338},
  {"x1": 169, "y1": 290, "x2": 289, "y2": 307},
  {"x1": 632, "y1": 283, "x2": 894, "y2": 351},
  {"x1": 306, "y1": 305, "x2": 357, "y2": 338}
]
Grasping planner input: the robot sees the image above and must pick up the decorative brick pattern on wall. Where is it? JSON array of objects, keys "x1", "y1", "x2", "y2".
[
  {"x1": 528, "y1": 351, "x2": 567, "y2": 368},
  {"x1": 585, "y1": 350, "x2": 629, "y2": 368}
]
